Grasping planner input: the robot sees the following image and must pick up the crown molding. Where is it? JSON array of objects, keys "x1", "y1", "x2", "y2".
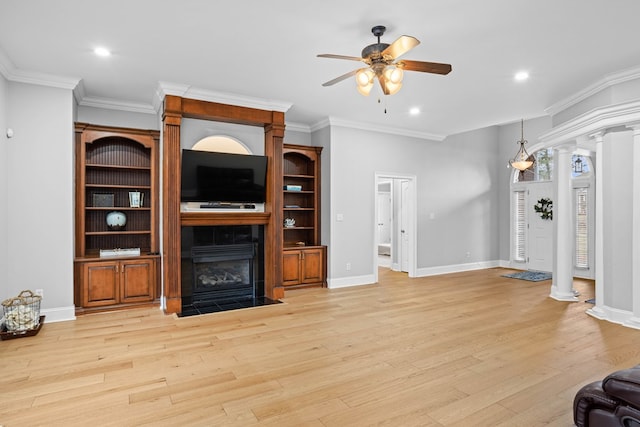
[
  {"x1": 310, "y1": 118, "x2": 331, "y2": 133},
  {"x1": 317, "y1": 116, "x2": 445, "y2": 141},
  {"x1": 284, "y1": 121, "x2": 311, "y2": 133},
  {"x1": 0, "y1": 47, "x2": 80, "y2": 90},
  {"x1": 545, "y1": 65, "x2": 640, "y2": 117},
  {"x1": 537, "y1": 99, "x2": 640, "y2": 147},
  {"x1": 155, "y1": 81, "x2": 293, "y2": 114},
  {"x1": 0, "y1": 48, "x2": 13, "y2": 80},
  {"x1": 77, "y1": 95, "x2": 157, "y2": 115}
]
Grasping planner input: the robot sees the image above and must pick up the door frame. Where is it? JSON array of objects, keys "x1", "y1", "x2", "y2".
[{"x1": 374, "y1": 173, "x2": 417, "y2": 282}]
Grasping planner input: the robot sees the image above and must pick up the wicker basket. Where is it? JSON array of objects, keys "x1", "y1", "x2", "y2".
[{"x1": 2, "y1": 290, "x2": 42, "y2": 332}]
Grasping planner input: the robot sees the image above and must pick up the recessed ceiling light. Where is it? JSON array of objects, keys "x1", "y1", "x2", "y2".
[
  {"x1": 514, "y1": 71, "x2": 529, "y2": 82},
  {"x1": 409, "y1": 107, "x2": 420, "y2": 116},
  {"x1": 94, "y1": 47, "x2": 111, "y2": 57}
]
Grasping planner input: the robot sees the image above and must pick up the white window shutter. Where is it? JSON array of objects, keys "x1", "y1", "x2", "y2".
[
  {"x1": 575, "y1": 188, "x2": 589, "y2": 269},
  {"x1": 514, "y1": 191, "x2": 526, "y2": 261}
]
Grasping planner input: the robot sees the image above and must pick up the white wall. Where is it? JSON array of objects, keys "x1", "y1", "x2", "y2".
[
  {"x1": 77, "y1": 105, "x2": 159, "y2": 130},
  {"x1": 6, "y1": 82, "x2": 75, "y2": 320},
  {"x1": 0, "y1": 74, "x2": 8, "y2": 301},
  {"x1": 325, "y1": 124, "x2": 501, "y2": 285},
  {"x1": 284, "y1": 128, "x2": 311, "y2": 146}
]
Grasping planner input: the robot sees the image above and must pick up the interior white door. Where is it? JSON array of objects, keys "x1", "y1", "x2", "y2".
[
  {"x1": 400, "y1": 180, "x2": 410, "y2": 272},
  {"x1": 527, "y1": 183, "x2": 553, "y2": 272}
]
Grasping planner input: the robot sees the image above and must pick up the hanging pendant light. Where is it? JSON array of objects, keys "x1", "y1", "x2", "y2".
[{"x1": 509, "y1": 119, "x2": 534, "y2": 171}]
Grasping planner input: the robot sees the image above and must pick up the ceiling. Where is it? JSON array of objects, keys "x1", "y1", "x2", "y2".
[{"x1": 2, "y1": 0, "x2": 640, "y2": 138}]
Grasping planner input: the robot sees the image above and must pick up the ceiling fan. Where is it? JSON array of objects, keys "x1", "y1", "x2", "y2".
[{"x1": 318, "y1": 25, "x2": 452, "y2": 96}]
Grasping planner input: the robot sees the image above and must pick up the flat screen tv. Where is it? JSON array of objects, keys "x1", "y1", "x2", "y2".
[{"x1": 180, "y1": 149, "x2": 268, "y2": 204}]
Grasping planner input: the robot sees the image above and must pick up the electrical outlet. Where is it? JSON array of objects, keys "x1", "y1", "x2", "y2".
[
  {"x1": 466, "y1": 252, "x2": 471, "y2": 258},
  {"x1": 35, "y1": 289, "x2": 44, "y2": 298},
  {"x1": 346, "y1": 262, "x2": 351, "y2": 271}
]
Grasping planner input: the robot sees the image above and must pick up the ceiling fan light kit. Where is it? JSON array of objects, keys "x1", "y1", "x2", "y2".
[{"x1": 318, "y1": 25, "x2": 452, "y2": 97}]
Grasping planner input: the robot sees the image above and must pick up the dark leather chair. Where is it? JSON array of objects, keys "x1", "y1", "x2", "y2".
[{"x1": 574, "y1": 365, "x2": 640, "y2": 426}]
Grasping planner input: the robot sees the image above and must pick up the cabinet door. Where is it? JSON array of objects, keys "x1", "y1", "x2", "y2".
[
  {"x1": 120, "y1": 259, "x2": 155, "y2": 303},
  {"x1": 300, "y1": 248, "x2": 324, "y2": 284},
  {"x1": 282, "y1": 250, "x2": 302, "y2": 286},
  {"x1": 82, "y1": 261, "x2": 119, "y2": 307}
]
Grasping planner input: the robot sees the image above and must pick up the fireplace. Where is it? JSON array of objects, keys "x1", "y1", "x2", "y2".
[
  {"x1": 191, "y1": 243, "x2": 255, "y2": 303},
  {"x1": 180, "y1": 225, "x2": 279, "y2": 316}
]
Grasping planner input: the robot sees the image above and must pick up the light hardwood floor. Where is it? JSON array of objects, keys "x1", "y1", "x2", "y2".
[{"x1": 1, "y1": 268, "x2": 637, "y2": 426}]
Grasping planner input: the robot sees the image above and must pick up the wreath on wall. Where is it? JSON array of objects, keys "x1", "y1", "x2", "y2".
[{"x1": 534, "y1": 198, "x2": 553, "y2": 220}]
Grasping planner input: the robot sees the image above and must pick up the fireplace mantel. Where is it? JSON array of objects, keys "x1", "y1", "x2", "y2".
[
  {"x1": 180, "y1": 212, "x2": 271, "y2": 227},
  {"x1": 161, "y1": 95, "x2": 285, "y2": 314}
]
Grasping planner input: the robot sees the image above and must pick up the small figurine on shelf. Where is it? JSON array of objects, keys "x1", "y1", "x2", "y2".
[{"x1": 284, "y1": 218, "x2": 296, "y2": 228}]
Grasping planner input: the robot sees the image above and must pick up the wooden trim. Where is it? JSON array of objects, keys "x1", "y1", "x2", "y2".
[
  {"x1": 74, "y1": 122, "x2": 160, "y2": 313},
  {"x1": 265, "y1": 123, "x2": 285, "y2": 300},
  {"x1": 161, "y1": 96, "x2": 286, "y2": 313},
  {"x1": 180, "y1": 212, "x2": 271, "y2": 226},
  {"x1": 75, "y1": 122, "x2": 159, "y2": 148},
  {"x1": 162, "y1": 103, "x2": 183, "y2": 313}
]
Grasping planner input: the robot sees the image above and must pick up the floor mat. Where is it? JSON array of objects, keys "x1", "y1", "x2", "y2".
[{"x1": 502, "y1": 270, "x2": 552, "y2": 282}]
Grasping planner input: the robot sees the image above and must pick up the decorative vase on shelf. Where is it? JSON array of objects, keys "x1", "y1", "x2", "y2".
[{"x1": 106, "y1": 211, "x2": 127, "y2": 231}]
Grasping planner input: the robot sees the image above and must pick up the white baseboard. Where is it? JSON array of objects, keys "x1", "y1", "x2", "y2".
[
  {"x1": 587, "y1": 304, "x2": 636, "y2": 329},
  {"x1": 415, "y1": 260, "x2": 501, "y2": 277},
  {"x1": 499, "y1": 259, "x2": 522, "y2": 269},
  {"x1": 328, "y1": 261, "x2": 504, "y2": 289},
  {"x1": 328, "y1": 274, "x2": 376, "y2": 289},
  {"x1": 41, "y1": 306, "x2": 76, "y2": 323}
]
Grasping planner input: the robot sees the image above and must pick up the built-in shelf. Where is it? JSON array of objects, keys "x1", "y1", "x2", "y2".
[
  {"x1": 87, "y1": 164, "x2": 151, "y2": 171},
  {"x1": 74, "y1": 122, "x2": 160, "y2": 313},
  {"x1": 282, "y1": 144, "x2": 326, "y2": 289}
]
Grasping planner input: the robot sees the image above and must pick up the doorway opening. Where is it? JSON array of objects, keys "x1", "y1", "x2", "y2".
[{"x1": 374, "y1": 173, "x2": 417, "y2": 282}]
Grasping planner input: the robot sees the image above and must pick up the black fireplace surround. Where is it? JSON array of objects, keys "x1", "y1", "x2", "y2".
[{"x1": 180, "y1": 225, "x2": 279, "y2": 316}]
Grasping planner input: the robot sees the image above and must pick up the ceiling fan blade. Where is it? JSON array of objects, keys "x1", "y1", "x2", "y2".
[
  {"x1": 377, "y1": 75, "x2": 391, "y2": 95},
  {"x1": 322, "y1": 69, "x2": 359, "y2": 87},
  {"x1": 397, "y1": 59, "x2": 452, "y2": 75},
  {"x1": 317, "y1": 54, "x2": 364, "y2": 62},
  {"x1": 382, "y1": 35, "x2": 420, "y2": 59}
]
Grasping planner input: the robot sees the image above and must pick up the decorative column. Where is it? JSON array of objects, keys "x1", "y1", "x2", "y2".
[
  {"x1": 586, "y1": 132, "x2": 606, "y2": 319},
  {"x1": 625, "y1": 125, "x2": 640, "y2": 328},
  {"x1": 162, "y1": 95, "x2": 183, "y2": 314},
  {"x1": 550, "y1": 144, "x2": 579, "y2": 301},
  {"x1": 264, "y1": 118, "x2": 286, "y2": 301}
]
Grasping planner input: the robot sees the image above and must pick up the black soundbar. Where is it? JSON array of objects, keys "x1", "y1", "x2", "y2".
[{"x1": 199, "y1": 203, "x2": 256, "y2": 209}]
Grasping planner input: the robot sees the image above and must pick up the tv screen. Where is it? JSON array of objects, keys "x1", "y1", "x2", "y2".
[{"x1": 180, "y1": 149, "x2": 268, "y2": 204}]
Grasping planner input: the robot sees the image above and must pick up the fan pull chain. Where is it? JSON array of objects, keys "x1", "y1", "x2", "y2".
[
  {"x1": 376, "y1": 97, "x2": 388, "y2": 114},
  {"x1": 377, "y1": 97, "x2": 388, "y2": 114}
]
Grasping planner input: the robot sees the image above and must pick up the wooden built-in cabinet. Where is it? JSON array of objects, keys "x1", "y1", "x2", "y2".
[
  {"x1": 74, "y1": 123, "x2": 160, "y2": 313},
  {"x1": 79, "y1": 258, "x2": 156, "y2": 307},
  {"x1": 282, "y1": 246, "x2": 326, "y2": 287},
  {"x1": 282, "y1": 144, "x2": 326, "y2": 288}
]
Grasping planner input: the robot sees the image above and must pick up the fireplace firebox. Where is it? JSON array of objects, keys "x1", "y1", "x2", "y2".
[{"x1": 191, "y1": 243, "x2": 255, "y2": 303}]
